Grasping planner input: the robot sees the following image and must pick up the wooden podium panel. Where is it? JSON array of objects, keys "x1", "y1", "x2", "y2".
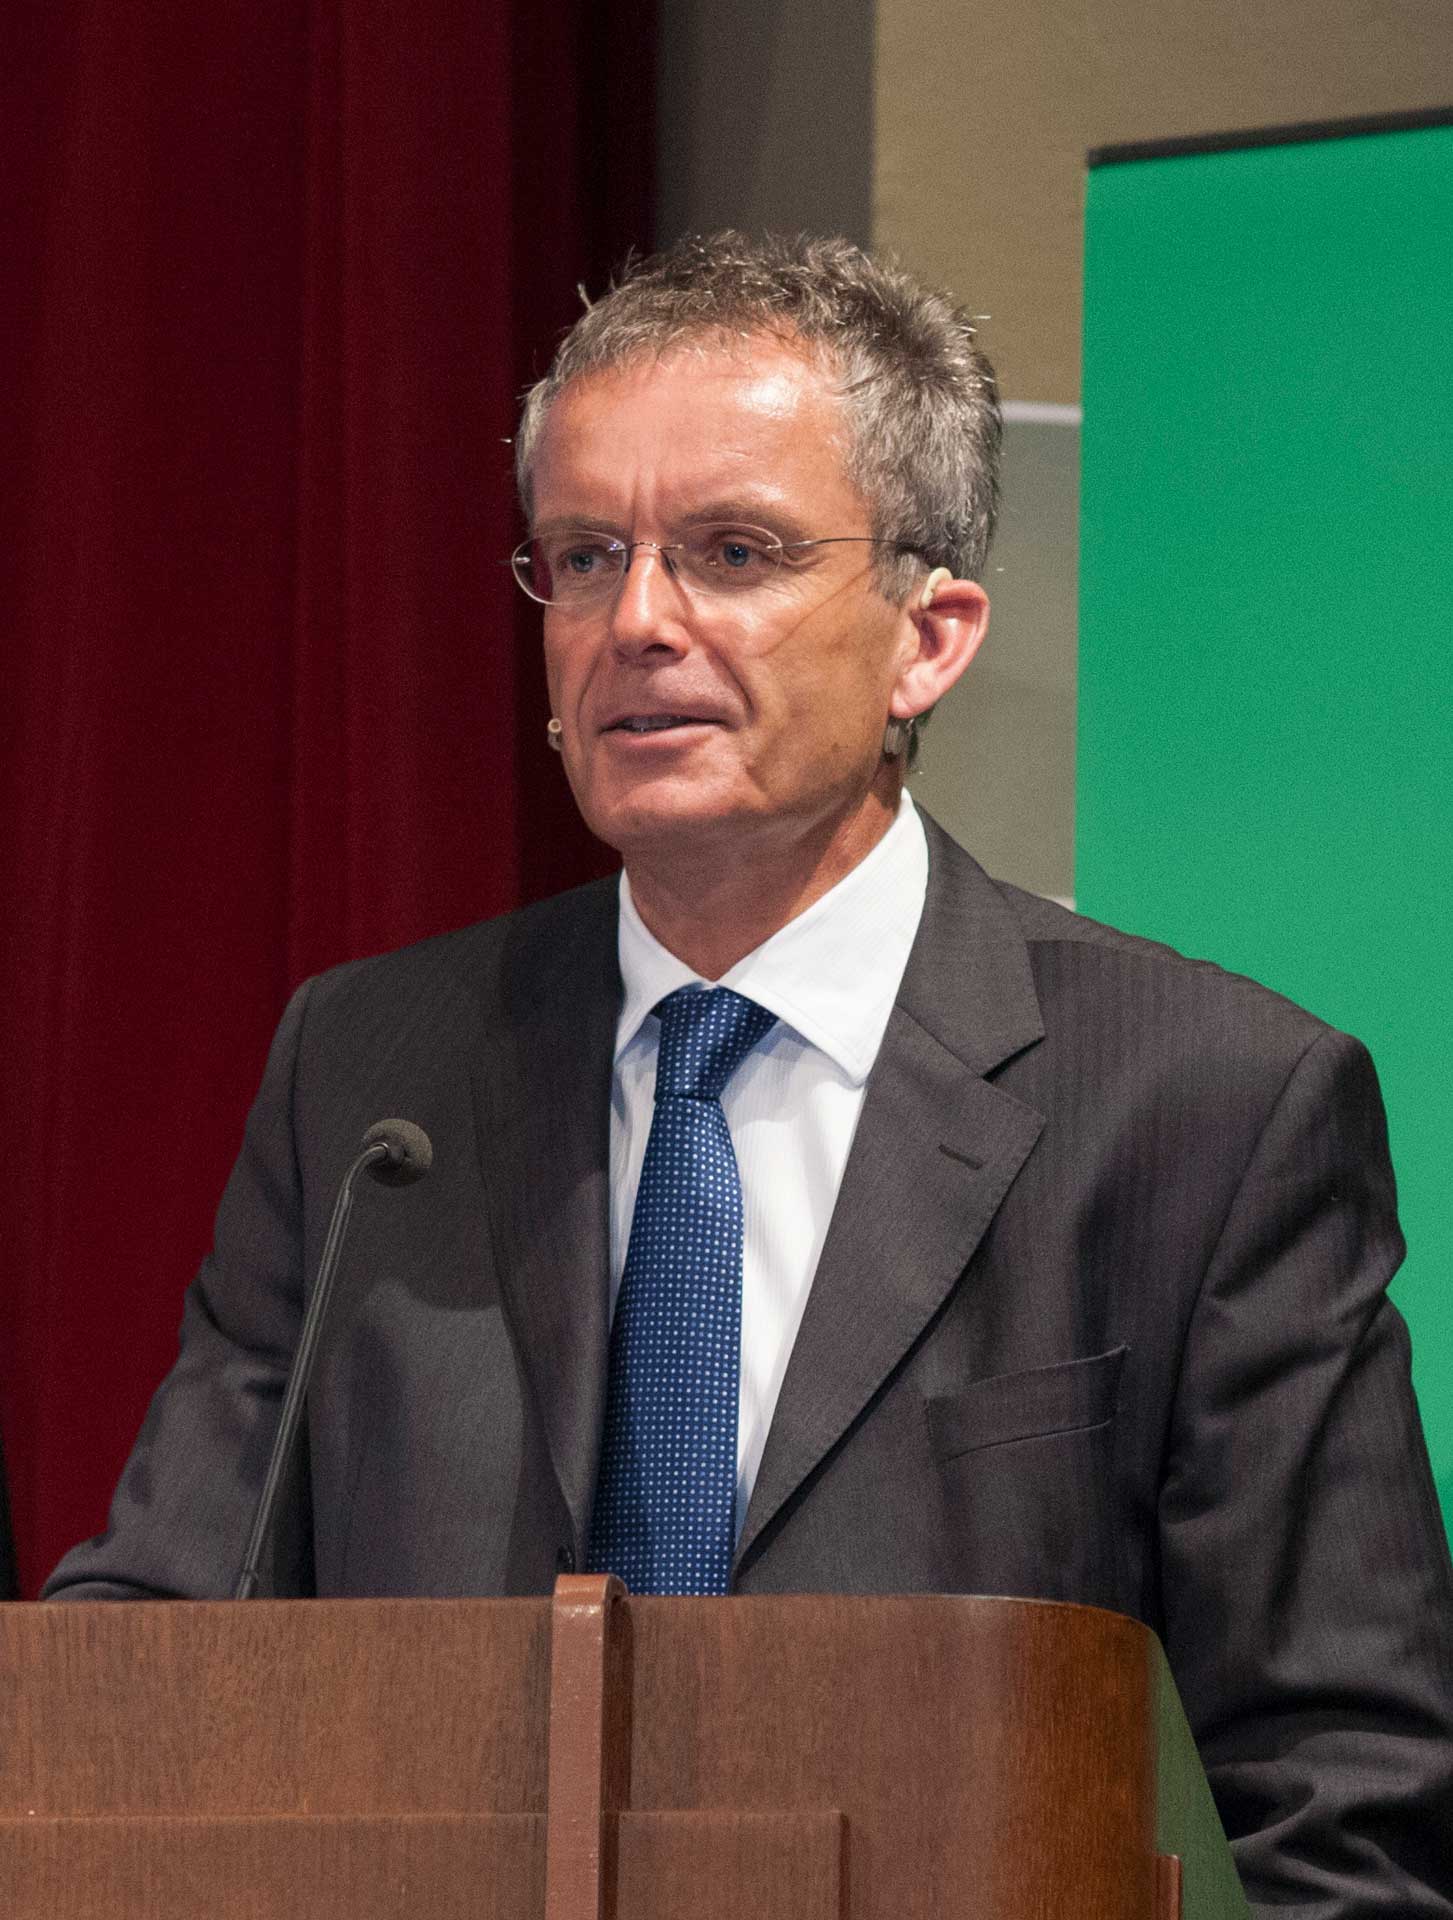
[
  {"x1": 624, "y1": 1593, "x2": 1156, "y2": 1918},
  {"x1": 2, "y1": 1814, "x2": 544, "y2": 1919},
  {"x1": 0, "y1": 1599, "x2": 551, "y2": 1919},
  {"x1": 0, "y1": 1588, "x2": 1247, "y2": 1919},
  {"x1": 0, "y1": 1596, "x2": 549, "y2": 1817}
]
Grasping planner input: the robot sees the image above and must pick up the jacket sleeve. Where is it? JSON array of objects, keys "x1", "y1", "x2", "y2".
[
  {"x1": 1158, "y1": 1025, "x2": 1453, "y2": 1916},
  {"x1": 41, "y1": 980, "x2": 317, "y2": 1601}
]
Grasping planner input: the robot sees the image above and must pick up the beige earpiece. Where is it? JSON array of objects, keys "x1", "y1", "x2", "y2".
[
  {"x1": 919, "y1": 566, "x2": 953, "y2": 610},
  {"x1": 546, "y1": 717, "x2": 563, "y2": 753}
]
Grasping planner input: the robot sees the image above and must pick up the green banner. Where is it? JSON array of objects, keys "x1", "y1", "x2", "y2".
[{"x1": 1078, "y1": 118, "x2": 1453, "y2": 1521}]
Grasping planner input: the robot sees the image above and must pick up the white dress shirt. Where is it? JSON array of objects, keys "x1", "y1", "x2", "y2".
[{"x1": 611, "y1": 791, "x2": 930, "y2": 1536}]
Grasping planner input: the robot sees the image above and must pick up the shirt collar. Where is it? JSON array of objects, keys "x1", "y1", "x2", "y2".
[{"x1": 615, "y1": 791, "x2": 929, "y2": 1086}]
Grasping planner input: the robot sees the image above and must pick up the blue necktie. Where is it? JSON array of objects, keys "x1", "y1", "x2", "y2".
[{"x1": 588, "y1": 986, "x2": 777, "y2": 1595}]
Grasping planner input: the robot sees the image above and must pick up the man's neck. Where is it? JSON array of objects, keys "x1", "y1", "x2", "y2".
[{"x1": 622, "y1": 783, "x2": 902, "y2": 980}]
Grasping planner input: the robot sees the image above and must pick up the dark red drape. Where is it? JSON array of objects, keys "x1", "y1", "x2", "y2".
[{"x1": 0, "y1": 1, "x2": 652, "y2": 1598}]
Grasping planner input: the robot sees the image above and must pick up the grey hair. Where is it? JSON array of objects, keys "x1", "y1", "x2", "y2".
[{"x1": 514, "y1": 231, "x2": 1002, "y2": 592}]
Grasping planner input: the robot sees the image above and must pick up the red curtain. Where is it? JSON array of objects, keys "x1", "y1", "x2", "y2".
[{"x1": 0, "y1": 1, "x2": 652, "y2": 1598}]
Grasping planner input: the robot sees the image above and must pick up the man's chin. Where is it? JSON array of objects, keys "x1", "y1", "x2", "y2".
[{"x1": 578, "y1": 789, "x2": 758, "y2": 864}]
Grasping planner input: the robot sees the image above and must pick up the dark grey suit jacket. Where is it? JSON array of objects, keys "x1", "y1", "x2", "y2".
[{"x1": 47, "y1": 817, "x2": 1453, "y2": 1915}]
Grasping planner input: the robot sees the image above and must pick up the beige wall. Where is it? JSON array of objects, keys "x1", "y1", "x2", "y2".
[{"x1": 913, "y1": 405, "x2": 1080, "y2": 901}]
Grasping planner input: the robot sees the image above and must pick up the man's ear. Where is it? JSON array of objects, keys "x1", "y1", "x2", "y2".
[{"x1": 890, "y1": 575, "x2": 990, "y2": 720}]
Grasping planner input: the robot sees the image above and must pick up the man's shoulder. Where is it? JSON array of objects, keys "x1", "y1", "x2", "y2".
[
  {"x1": 293, "y1": 872, "x2": 621, "y2": 1034},
  {"x1": 923, "y1": 810, "x2": 1330, "y2": 1033},
  {"x1": 990, "y1": 870, "x2": 1346, "y2": 1066}
]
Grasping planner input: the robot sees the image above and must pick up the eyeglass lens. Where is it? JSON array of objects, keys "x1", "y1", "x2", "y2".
[{"x1": 516, "y1": 524, "x2": 785, "y2": 605}]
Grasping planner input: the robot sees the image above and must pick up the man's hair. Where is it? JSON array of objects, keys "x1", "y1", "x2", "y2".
[{"x1": 514, "y1": 231, "x2": 1002, "y2": 590}]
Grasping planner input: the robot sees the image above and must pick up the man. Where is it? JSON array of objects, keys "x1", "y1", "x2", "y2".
[{"x1": 47, "y1": 234, "x2": 1453, "y2": 1912}]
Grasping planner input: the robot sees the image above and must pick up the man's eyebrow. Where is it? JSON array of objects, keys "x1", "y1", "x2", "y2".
[
  {"x1": 676, "y1": 500, "x2": 816, "y2": 540},
  {"x1": 531, "y1": 501, "x2": 823, "y2": 543},
  {"x1": 529, "y1": 514, "x2": 628, "y2": 539}
]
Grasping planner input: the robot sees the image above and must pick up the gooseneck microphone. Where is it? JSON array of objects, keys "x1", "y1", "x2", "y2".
[{"x1": 232, "y1": 1118, "x2": 433, "y2": 1600}]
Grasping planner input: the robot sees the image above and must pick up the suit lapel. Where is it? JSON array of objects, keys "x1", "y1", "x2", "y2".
[
  {"x1": 469, "y1": 881, "x2": 622, "y2": 1563},
  {"x1": 736, "y1": 819, "x2": 1046, "y2": 1567}
]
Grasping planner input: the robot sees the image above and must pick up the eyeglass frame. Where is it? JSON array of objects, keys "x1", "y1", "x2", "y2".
[{"x1": 509, "y1": 523, "x2": 928, "y2": 608}]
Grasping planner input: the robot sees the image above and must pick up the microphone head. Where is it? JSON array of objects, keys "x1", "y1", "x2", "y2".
[{"x1": 361, "y1": 1117, "x2": 434, "y2": 1186}]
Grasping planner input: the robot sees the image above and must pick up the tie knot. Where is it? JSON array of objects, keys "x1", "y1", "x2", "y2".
[{"x1": 653, "y1": 987, "x2": 776, "y2": 1102}]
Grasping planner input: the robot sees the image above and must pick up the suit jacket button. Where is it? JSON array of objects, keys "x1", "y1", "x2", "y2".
[{"x1": 555, "y1": 1545, "x2": 575, "y2": 1574}]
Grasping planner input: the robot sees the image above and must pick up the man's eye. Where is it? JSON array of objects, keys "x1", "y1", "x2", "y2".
[
  {"x1": 560, "y1": 543, "x2": 610, "y2": 575},
  {"x1": 699, "y1": 530, "x2": 774, "y2": 571}
]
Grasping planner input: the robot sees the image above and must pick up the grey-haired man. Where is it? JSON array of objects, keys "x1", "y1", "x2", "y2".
[{"x1": 49, "y1": 234, "x2": 1453, "y2": 1917}]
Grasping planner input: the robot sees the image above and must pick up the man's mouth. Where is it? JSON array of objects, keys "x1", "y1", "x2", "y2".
[{"x1": 607, "y1": 714, "x2": 712, "y2": 734}]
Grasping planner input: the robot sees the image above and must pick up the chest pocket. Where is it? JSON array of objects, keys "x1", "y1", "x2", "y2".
[
  {"x1": 922, "y1": 1346, "x2": 1129, "y2": 1610},
  {"x1": 925, "y1": 1344, "x2": 1128, "y2": 1459}
]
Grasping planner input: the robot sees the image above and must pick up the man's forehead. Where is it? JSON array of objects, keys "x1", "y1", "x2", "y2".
[
  {"x1": 553, "y1": 329, "x2": 839, "y2": 423},
  {"x1": 532, "y1": 331, "x2": 860, "y2": 518}
]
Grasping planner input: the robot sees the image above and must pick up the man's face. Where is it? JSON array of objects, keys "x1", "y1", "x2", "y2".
[{"x1": 528, "y1": 336, "x2": 917, "y2": 868}]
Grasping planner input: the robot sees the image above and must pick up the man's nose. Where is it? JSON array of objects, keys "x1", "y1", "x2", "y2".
[{"x1": 608, "y1": 543, "x2": 689, "y2": 650}]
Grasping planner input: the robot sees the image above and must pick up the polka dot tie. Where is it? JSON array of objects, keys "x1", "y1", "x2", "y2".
[{"x1": 588, "y1": 986, "x2": 777, "y2": 1595}]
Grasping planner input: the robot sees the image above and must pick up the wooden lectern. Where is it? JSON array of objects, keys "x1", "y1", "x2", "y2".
[{"x1": 0, "y1": 1579, "x2": 1248, "y2": 1918}]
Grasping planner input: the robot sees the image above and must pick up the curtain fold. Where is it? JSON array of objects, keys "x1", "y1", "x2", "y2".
[{"x1": 0, "y1": 0, "x2": 651, "y2": 1597}]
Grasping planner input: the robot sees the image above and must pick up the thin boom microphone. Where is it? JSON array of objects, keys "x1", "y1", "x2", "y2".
[{"x1": 232, "y1": 1117, "x2": 433, "y2": 1600}]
